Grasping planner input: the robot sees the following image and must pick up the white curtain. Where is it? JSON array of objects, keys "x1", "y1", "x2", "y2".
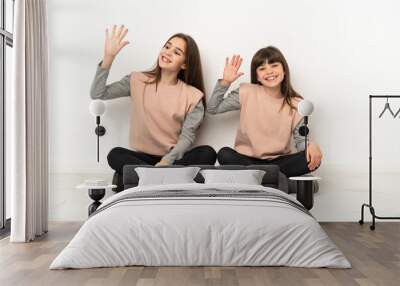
[{"x1": 9, "y1": 0, "x2": 49, "y2": 242}]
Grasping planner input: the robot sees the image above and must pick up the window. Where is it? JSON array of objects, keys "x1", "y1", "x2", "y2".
[{"x1": 0, "y1": 0, "x2": 14, "y2": 236}]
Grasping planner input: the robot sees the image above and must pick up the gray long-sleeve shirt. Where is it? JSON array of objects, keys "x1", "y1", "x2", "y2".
[
  {"x1": 90, "y1": 62, "x2": 204, "y2": 164},
  {"x1": 207, "y1": 80, "x2": 309, "y2": 152}
]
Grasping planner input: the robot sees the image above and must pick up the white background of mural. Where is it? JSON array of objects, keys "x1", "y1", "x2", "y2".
[{"x1": 46, "y1": 0, "x2": 400, "y2": 221}]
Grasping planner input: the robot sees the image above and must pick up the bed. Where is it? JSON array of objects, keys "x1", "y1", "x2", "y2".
[{"x1": 50, "y1": 165, "x2": 350, "y2": 269}]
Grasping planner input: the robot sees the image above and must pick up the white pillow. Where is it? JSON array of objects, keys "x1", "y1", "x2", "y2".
[
  {"x1": 135, "y1": 167, "x2": 201, "y2": 186},
  {"x1": 200, "y1": 169, "x2": 266, "y2": 185}
]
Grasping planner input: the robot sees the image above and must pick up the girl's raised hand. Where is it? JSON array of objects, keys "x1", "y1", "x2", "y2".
[
  {"x1": 221, "y1": 55, "x2": 244, "y2": 86},
  {"x1": 104, "y1": 25, "x2": 130, "y2": 59}
]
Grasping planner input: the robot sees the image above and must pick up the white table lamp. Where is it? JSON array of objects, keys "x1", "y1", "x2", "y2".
[{"x1": 298, "y1": 100, "x2": 314, "y2": 158}]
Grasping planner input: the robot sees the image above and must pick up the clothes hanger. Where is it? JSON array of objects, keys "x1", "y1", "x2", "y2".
[
  {"x1": 394, "y1": 106, "x2": 400, "y2": 118},
  {"x1": 378, "y1": 97, "x2": 395, "y2": 118}
]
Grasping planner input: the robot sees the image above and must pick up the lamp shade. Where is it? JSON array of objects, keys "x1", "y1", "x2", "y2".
[
  {"x1": 298, "y1": 100, "x2": 314, "y2": 116},
  {"x1": 89, "y1": 100, "x2": 106, "y2": 116}
]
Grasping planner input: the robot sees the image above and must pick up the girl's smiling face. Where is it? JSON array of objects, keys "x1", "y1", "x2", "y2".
[
  {"x1": 256, "y1": 61, "x2": 285, "y2": 88},
  {"x1": 158, "y1": 37, "x2": 187, "y2": 72}
]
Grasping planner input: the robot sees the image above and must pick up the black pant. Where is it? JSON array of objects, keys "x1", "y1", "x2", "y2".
[
  {"x1": 107, "y1": 145, "x2": 217, "y2": 174},
  {"x1": 217, "y1": 147, "x2": 318, "y2": 177}
]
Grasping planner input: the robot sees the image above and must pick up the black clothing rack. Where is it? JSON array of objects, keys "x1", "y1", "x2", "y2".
[{"x1": 359, "y1": 95, "x2": 400, "y2": 230}]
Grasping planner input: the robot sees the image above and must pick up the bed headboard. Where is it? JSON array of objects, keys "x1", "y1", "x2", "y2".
[{"x1": 122, "y1": 165, "x2": 289, "y2": 193}]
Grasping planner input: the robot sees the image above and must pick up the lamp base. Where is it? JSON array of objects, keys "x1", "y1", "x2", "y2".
[{"x1": 95, "y1": 126, "x2": 106, "y2": 136}]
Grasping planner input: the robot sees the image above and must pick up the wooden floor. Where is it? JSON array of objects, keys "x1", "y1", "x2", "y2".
[{"x1": 0, "y1": 222, "x2": 399, "y2": 286}]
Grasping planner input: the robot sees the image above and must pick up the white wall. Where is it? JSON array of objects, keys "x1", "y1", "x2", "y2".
[{"x1": 47, "y1": 0, "x2": 400, "y2": 221}]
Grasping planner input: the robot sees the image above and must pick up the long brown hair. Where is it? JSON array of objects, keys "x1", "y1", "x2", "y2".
[
  {"x1": 144, "y1": 33, "x2": 206, "y2": 111},
  {"x1": 250, "y1": 46, "x2": 302, "y2": 113}
]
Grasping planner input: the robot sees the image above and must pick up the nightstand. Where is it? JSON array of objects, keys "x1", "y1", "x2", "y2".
[
  {"x1": 289, "y1": 176, "x2": 321, "y2": 210},
  {"x1": 76, "y1": 181, "x2": 116, "y2": 216}
]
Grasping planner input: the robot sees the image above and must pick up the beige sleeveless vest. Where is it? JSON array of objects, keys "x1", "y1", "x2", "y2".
[
  {"x1": 234, "y1": 83, "x2": 303, "y2": 159},
  {"x1": 129, "y1": 72, "x2": 203, "y2": 155}
]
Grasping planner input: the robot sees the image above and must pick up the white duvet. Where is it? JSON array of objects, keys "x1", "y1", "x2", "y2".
[{"x1": 50, "y1": 183, "x2": 351, "y2": 269}]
